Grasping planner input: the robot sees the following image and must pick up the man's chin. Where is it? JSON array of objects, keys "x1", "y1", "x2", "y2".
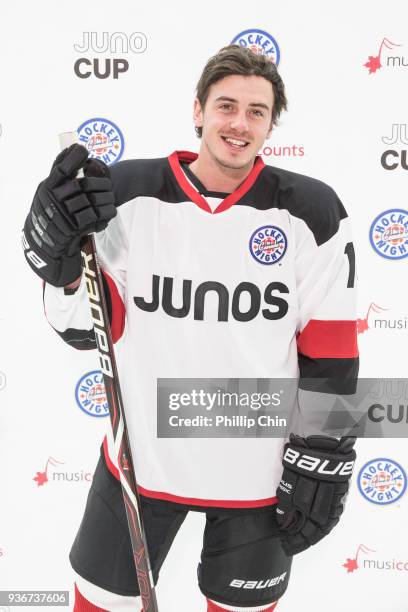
[{"x1": 214, "y1": 152, "x2": 254, "y2": 171}]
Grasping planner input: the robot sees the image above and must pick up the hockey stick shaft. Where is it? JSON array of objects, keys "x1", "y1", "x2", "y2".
[{"x1": 59, "y1": 133, "x2": 159, "y2": 612}]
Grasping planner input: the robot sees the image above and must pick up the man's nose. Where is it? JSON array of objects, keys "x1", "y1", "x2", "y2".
[{"x1": 229, "y1": 111, "x2": 249, "y2": 133}]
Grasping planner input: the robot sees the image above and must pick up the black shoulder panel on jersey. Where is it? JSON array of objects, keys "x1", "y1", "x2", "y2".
[
  {"x1": 110, "y1": 158, "x2": 190, "y2": 207},
  {"x1": 239, "y1": 165, "x2": 348, "y2": 246}
]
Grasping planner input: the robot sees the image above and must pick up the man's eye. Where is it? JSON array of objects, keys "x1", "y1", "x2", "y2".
[
  {"x1": 220, "y1": 104, "x2": 233, "y2": 110},
  {"x1": 251, "y1": 109, "x2": 264, "y2": 117}
]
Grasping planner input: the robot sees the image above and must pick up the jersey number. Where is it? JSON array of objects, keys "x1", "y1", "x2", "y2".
[{"x1": 344, "y1": 242, "x2": 355, "y2": 288}]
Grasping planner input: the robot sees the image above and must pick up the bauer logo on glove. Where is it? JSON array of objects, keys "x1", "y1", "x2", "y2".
[
  {"x1": 282, "y1": 444, "x2": 355, "y2": 478},
  {"x1": 276, "y1": 433, "x2": 356, "y2": 557}
]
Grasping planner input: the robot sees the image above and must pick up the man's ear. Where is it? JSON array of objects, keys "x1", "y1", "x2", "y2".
[
  {"x1": 266, "y1": 122, "x2": 273, "y2": 139},
  {"x1": 193, "y1": 98, "x2": 203, "y2": 131}
]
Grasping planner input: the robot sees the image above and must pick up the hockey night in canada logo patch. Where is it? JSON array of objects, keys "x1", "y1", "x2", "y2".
[
  {"x1": 231, "y1": 29, "x2": 280, "y2": 64},
  {"x1": 357, "y1": 458, "x2": 407, "y2": 505},
  {"x1": 75, "y1": 370, "x2": 109, "y2": 417},
  {"x1": 77, "y1": 117, "x2": 125, "y2": 165},
  {"x1": 249, "y1": 225, "x2": 287, "y2": 265},
  {"x1": 369, "y1": 209, "x2": 408, "y2": 260}
]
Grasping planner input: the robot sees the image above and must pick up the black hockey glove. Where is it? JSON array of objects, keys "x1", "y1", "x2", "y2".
[
  {"x1": 22, "y1": 144, "x2": 116, "y2": 287},
  {"x1": 276, "y1": 433, "x2": 356, "y2": 556}
]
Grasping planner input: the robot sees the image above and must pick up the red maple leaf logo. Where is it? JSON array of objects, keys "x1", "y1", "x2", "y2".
[
  {"x1": 342, "y1": 544, "x2": 376, "y2": 572},
  {"x1": 356, "y1": 318, "x2": 369, "y2": 334},
  {"x1": 343, "y1": 557, "x2": 359, "y2": 573},
  {"x1": 33, "y1": 456, "x2": 64, "y2": 487},
  {"x1": 33, "y1": 471, "x2": 48, "y2": 486},
  {"x1": 364, "y1": 55, "x2": 382, "y2": 74},
  {"x1": 357, "y1": 302, "x2": 388, "y2": 334},
  {"x1": 364, "y1": 37, "x2": 402, "y2": 74}
]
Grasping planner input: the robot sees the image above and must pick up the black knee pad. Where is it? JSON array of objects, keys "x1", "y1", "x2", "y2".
[{"x1": 198, "y1": 508, "x2": 292, "y2": 607}]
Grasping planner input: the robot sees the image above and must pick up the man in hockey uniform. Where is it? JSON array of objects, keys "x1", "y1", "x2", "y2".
[{"x1": 22, "y1": 46, "x2": 358, "y2": 611}]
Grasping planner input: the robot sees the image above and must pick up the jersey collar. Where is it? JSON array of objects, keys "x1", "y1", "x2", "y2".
[{"x1": 167, "y1": 150, "x2": 265, "y2": 214}]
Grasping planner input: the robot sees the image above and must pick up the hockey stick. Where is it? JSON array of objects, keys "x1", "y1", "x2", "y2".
[{"x1": 59, "y1": 132, "x2": 159, "y2": 612}]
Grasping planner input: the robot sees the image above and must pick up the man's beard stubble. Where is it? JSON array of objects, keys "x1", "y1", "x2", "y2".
[{"x1": 206, "y1": 138, "x2": 254, "y2": 173}]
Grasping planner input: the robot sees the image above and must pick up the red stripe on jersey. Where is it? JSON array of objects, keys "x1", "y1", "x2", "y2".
[
  {"x1": 207, "y1": 598, "x2": 278, "y2": 611},
  {"x1": 137, "y1": 485, "x2": 278, "y2": 509},
  {"x1": 102, "y1": 437, "x2": 278, "y2": 508},
  {"x1": 73, "y1": 584, "x2": 108, "y2": 612},
  {"x1": 101, "y1": 271, "x2": 125, "y2": 344},
  {"x1": 168, "y1": 151, "x2": 210, "y2": 212},
  {"x1": 168, "y1": 150, "x2": 265, "y2": 215},
  {"x1": 297, "y1": 319, "x2": 358, "y2": 358}
]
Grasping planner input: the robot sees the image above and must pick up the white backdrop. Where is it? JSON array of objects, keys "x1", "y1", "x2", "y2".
[{"x1": 1, "y1": 1, "x2": 408, "y2": 611}]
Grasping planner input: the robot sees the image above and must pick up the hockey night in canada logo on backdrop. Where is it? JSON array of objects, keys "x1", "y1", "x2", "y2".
[
  {"x1": 249, "y1": 225, "x2": 287, "y2": 265},
  {"x1": 357, "y1": 458, "x2": 407, "y2": 505},
  {"x1": 75, "y1": 370, "x2": 109, "y2": 417},
  {"x1": 77, "y1": 118, "x2": 125, "y2": 166},
  {"x1": 231, "y1": 29, "x2": 280, "y2": 64},
  {"x1": 369, "y1": 209, "x2": 408, "y2": 260}
]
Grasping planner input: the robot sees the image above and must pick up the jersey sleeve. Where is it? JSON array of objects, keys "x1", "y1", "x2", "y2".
[
  {"x1": 294, "y1": 188, "x2": 359, "y2": 394},
  {"x1": 40, "y1": 156, "x2": 169, "y2": 350},
  {"x1": 42, "y1": 210, "x2": 128, "y2": 350}
]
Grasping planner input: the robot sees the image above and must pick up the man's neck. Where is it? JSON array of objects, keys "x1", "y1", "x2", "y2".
[{"x1": 189, "y1": 144, "x2": 255, "y2": 193}]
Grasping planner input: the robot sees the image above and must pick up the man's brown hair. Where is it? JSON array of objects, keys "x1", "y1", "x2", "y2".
[{"x1": 195, "y1": 44, "x2": 288, "y2": 138}]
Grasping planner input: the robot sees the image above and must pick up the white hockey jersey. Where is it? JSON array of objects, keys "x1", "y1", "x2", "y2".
[{"x1": 43, "y1": 151, "x2": 359, "y2": 509}]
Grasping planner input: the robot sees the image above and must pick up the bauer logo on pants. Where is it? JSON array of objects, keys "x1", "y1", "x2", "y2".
[
  {"x1": 75, "y1": 370, "x2": 109, "y2": 417},
  {"x1": 77, "y1": 118, "x2": 125, "y2": 165},
  {"x1": 357, "y1": 458, "x2": 407, "y2": 505},
  {"x1": 369, "y1": 209, "x2": 408, "y2": 260}
]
